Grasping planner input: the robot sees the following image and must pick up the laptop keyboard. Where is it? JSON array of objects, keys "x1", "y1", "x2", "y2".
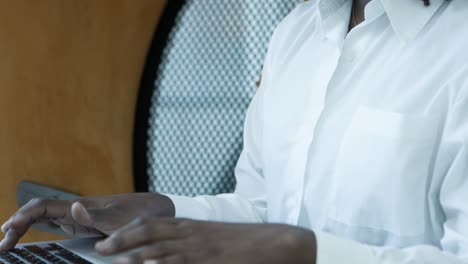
[{"x1": 0, "y1": 243, "x2": 92, "y2": 264}]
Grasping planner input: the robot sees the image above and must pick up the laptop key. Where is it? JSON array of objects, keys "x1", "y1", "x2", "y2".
[
  {"x1": 50, "y1": 244, "x2": 92, "y2": 264},
  {"x1": 10, "y1": 249, "x2": 47, "y2": 264},
  {"x1": 0, "y1": 251, "x2": 25, "y2": 264},
  {"x1": 24, "y1": 246, "x2": 67, "y2": 264}
]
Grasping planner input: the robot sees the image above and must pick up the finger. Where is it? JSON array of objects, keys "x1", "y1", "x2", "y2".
[
  {"x1": 113, "y1": 242, "x2": 185, "y2": 264},
  {"x1": 47, "y1": 197, "x2": 107, "y2": 226},
  {"x1": 2, "y1": 198, "x2": 71, "y2": 233},
  {"x1": 96, "y1": 218, "x2": 181, "y2": 255},
  {"x1": 71, "y1": 202, "x2": 123, "y2": 235},
  {"x1": 4, "y1": 199, "x2": 72, "y2": 230},
  {"x1": 0, "y1": 199, "x2": 72, "y2": 249},
  {"x1": 0, "y1": 229, "x2": 22, "y2": 250},
  {"x1": 70, "y1": 202, "x2": 93, "y2": 227},
  {"x1": 2, "y1": 215, "x2": 54, "y2": 234}
]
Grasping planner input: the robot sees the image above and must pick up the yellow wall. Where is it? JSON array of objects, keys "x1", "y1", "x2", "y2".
[{"x1": 0, "y1": 0, "x2": 166, "y2": 242}]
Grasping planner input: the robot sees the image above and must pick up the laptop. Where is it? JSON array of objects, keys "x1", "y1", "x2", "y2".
[{"x1": 1, "y1": 238, "x2": 118, "y2": 264}]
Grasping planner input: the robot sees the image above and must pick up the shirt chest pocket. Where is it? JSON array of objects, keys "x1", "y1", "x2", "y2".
[{"x1": 327, "y1": 106, "x2": 438, "y2": 237}]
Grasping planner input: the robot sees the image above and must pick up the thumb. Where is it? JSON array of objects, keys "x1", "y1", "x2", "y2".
[
  {"x1": 71, "y1": 202, "x2": 120, "y2": 235},
  {"x1": 71, "y1": 202, "x2": 94, "y2": 228}
]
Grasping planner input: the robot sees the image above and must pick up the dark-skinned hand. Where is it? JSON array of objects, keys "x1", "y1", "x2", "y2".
[
  {"x1": 0, "y1": 193, "x2": 175, "y2": 250},
  {"x1": 95, "y1": 217, "x2": 317, "y2": 264}
]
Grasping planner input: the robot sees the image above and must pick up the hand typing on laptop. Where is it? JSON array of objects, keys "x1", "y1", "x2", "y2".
[
  {"x1": 0, "y1": 195, "x2": 317, "y2": 264},
  {"x1": 0, "y1": 193, "x2": 175, "y2": 250},
  {"x1": 94, "y1": 218, "x2": 316, "y2": 264}
]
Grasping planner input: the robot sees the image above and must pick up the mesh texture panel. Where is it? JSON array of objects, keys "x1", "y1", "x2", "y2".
[{"x1": 147, "y1": 0, "x2": 301, "y2": 196}]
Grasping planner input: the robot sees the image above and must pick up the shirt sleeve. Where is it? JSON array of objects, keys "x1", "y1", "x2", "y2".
[{"x1": 315, "y1": 82, "x2": 468, "y2": 264}]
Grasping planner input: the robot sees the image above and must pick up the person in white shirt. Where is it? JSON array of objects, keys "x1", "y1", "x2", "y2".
[{"x1": 2, "y1": 0, "x2": 468, "y2": 263}]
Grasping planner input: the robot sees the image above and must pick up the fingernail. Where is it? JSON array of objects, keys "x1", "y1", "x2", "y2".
[
  {"x1": 78, "y1": 202, "x2": 89, "y2": 215},
  {"x1": 0, "y1": 240, "x2": 7, "y2": 250},
  {"x1": 72, "y1": 202, "x2": 92, "y2": 224},
  {"x1": 95, "y1": 241, "x2": 107, "y2": 251},
  {"x1": 73, "y1": 202, "x2": 86, "y2": 214},
  {"x1": 96, "y1": 239, "x2": 116, "y2": 255},
  {"x1": 1, "y1": 223, "x2": 8, "y2": 233}
]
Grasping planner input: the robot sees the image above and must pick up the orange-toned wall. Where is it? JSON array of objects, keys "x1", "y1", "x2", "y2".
[{"x1": 0, "y1": 0, "x2": 166, "y2": 243}]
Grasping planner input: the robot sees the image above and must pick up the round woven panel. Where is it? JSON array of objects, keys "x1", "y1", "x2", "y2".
[{"x1": 147, "y1": 0, "x2": 302, "y2": 196}]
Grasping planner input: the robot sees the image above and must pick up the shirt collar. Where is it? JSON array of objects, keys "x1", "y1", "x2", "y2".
[
  {"x1": 318, "y1": 0, "x2": 446, "y2": 44},
  {"x1": 380, "y1": 0, "x2": 445, "y2": 42},
  {"x1": 317, "y1": 0, "x2": 351, "y2": 47}
]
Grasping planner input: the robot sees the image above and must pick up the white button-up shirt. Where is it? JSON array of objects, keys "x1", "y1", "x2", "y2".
[{"x1": 167, "y1": 0, "x2": 468, "y2": 262}]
